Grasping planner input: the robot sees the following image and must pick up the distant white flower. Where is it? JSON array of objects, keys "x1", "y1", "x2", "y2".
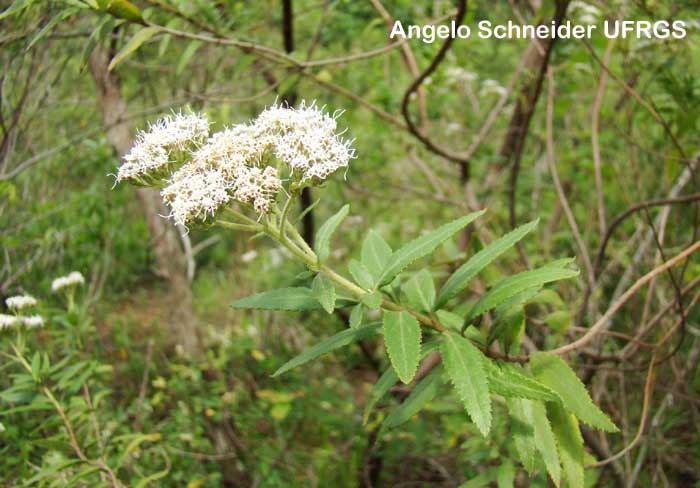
[
  {"x1": 446, "y1": 122, "x2": 461, "y2": 134},
  {"x1": 240, "y1": 250, "x2": 258, "y2": 263},
  {"x1": 21, "y1": 315, "x2": 44, "y2": 328},
  {"x1": 5, "y1": 295, "x2": 37, "y2": 311},
  {"x1": 118, "y1": 112, "x2": 210, "y2": 183},
  {"x1": 446, "y1": 67, "x2": 477, "y2": 84},
  {"x1": 480, "y1": 79, "x2": 507, "y2": 97},
  {"x1": 255, "y1": 101, "x2": 354, "y2": 183},
  {"x1": 51, "y1": 271, "x2": 85, "y2": 292},
  {"x1": 0, "y1": 314, "x2": 20, "y2": 330},
  {"x1": 569, "y1": 1, "x2": 600, "y2": 24}
]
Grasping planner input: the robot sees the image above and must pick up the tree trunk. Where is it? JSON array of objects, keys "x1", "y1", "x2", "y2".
[{"x1": 88, "y1": 47, "x2": 200, "y2": 354}]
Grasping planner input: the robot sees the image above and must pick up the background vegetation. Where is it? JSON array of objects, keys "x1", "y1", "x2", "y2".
[{"x1": 1, "y1": 0, "x2": 699, "y2": 486}]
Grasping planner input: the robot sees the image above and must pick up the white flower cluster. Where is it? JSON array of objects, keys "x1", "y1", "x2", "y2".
[
  {"x1": 51, "y1": 271, "x2": 85, "y2": 292},
  {"x1": 446, "y1": 67, "x2": 477, "y2": 85},
  {"x1": 480, "y1": 79, "x2": 507, "y2": 97},
  {"x1": 119, "y1": 101, "x2": 354, "y2": 227},
  {"x1": 5, "y1": 295, "x2": 37, "y2": 311},
  {"x1": 0, "y1": 314, "x2": 19, "y2": 329},
  {"x1": 1, "y1": 312, "x2": 43, "y2": 331},
  {"x1": 118, "y1": 112, "x2": 209, "y2": 183},
  {"x1": 569, "y1": 1, "x2": 600, "y2": 24},
  {"x1": 255, "y1": 101, "x2": 354, "y2": 183}
]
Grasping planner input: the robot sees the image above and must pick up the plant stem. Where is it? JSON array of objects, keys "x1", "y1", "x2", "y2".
[{"x1": 215, "y1": 220, "x2": 262, "y2": 232}]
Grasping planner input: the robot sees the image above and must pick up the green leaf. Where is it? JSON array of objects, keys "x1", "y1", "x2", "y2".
[
  {"x1": 30, "y1": 352, "x2": 41, "y2": 381},
  {"x1": 363, "y1": 367, "x2": 398, "y2": 424},
  {"x1": 361, "y1": 290, "x2": 382, "y2": 309},
  {"x1": 378, "y1": 210, "x2": 486, "y2": 286},
  {"x1": 362, "y1": 341, "x2": 441, "y2": 425},
  {"x1": 349, "y1": 259, "x2": 374, "y2": 289},
  {"x1": 549, "y1": 403, "x2": 585, "y2": 488},
  {"x1": 436, "y1": 219, "x2": 539, "y2": 308},
  {"x1": 380, "y1": 366, "x2": 443, "y2": 433},
  {"x1": 312, "y1": 273, "x2": 336, "y2": 314},
  {"x1": 314, "y1": 204, "x2": 349, "y2": 264},
  {"x1": 487, "y1": 306, "x2": 525, "y2": 354},
  {"x1": 544, "y1": 310, "x2": 571, "y2": 333},
  {"x1": 382, "y1": 310, "x2": 422, "y2": 384},
  {"x1": 277, "y1": 74, "x2": 301, "y2": 97},
  {"x1": 403, "y1": 269, "x2": 435, "y2": 313},
  {"x1": 80, "y1": 15, "x2": 115, "y2": 71},
  {"x1": 272, "y1": 323, "x2": 381, "y2": 377},
  {"x1": 436, "y1": 310, "x2": 463, "y2": 331},
  {"x1": 176, "y1": 40, "x2": 202, "y2": 75},
  {"x1": 497, "y1": 460, "x2": 516, "y2": 488},
  {"x1": 108, "y1": 26, "x2": 158, "y2": 71},
  {"x1": 361, "y1": 230, "x2": 393, "y2": 283},
  {"x1": 507, "y1": 398, "x2": 536, "y2": 474},
  {"x1": 531, "y1": 352, "x2": 618, "y2": 432},
  {"x1": 349, "y1": 304, "x2": 363, "y2": 329},
  {"x1": 104, "y1": 0, "x2": 144, "y2": 23},
  {"x1": 0, "y1": 0, "x2": 32, "y2": 21},
  {"x1": 466, "y1": 265, "x2": 578, "y2": 323},
  {"x1": 231, "y1": 287, "x2": 320, "y2": 311},
  {"x1": 486, "y1": 362, "x2": 562, "y2": 403},
  {"x1": 441, "y1": 331, "x2": 492, "y2": 436},
  {"x1": 27, "y1": 8, "x2": 79, "y2": 50},
  {"x1": 532, "y1": 400, "x2": 561, "y2": 486}
]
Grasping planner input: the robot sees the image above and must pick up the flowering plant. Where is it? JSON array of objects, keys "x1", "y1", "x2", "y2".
[{"x1": 116, "y1": 102, "x2": 618, "y2": 487}]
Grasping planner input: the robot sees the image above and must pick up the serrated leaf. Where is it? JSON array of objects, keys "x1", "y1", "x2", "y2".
[
  {"x1": 378, "y1": 210, "x2": 486, "y2": 286},
  {"x1": 314, "y1": 204, "x2": 349, "y2": 264},
  {"x1": 108, "y1": 26, "x2": 158, "y2": 71},
  {"x1": 361, "y1": 290, "x2": 382, "y2": 309},
  {"x1": 349, "y1": 304, "x2": 363, "y2": 329},
  {"x1": 379, "y1": 366, "x2": 443, "y2": 434},
  {"x1": 363, "y1": 367, "x2": 398, "y2": 425},
  {"x1": 312, "y1": 273, "x2": 336, "y2": 314},
  {"x1": 404, "y1": 269, "x2": 435, "y2": 313},
  {"x1": 272, "y1": 323, "x2": 381, "y2": 377},
  {"x1": 383, "y1": 311, "x2": 422, "y2": 384},
  {"x1": 486, "y1": 362, "x2": 562, "y2": 403},
  {"x1": 362, "y1": 230, "x2": 393, "y2": 283},
  {"x1": 548, "y1": 403, "x2": 584, "y2": 488},
  {"x1": 441, "y1": 331, "x2": 492, "y2": 436},
  {"x1": 437, "y1": 219, "x2": 539, "y2": 308},
  {"x1": 532, "y1": 399, "x2": 561, "y2": 486},
  {"x1": 349, "y1": 259, "x2": 374, "y2": 289},
  {"x1": 507, "y1": 398, "x2": 536, "y2": 474},
  {"x1": 466, "y1": 265, "x2": 578, "y2": 323},
  {"x1": 231, "y1": 287, "x2": 320, "y2": 311},
  {"x1": 531, "y1": 352, "x2": 618, "y2": 432}
]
